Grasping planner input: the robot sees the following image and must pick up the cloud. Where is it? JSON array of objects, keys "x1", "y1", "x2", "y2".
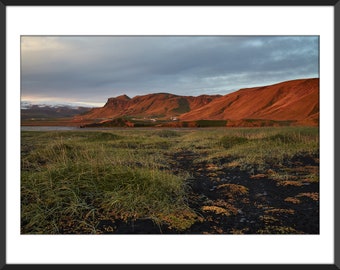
[{"x1": 21, "y1": 36, "x2": 319, "y2": 105}]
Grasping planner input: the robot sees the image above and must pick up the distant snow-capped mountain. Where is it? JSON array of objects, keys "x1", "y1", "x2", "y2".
[{"x1": 21, "y1": 102, "x2": 93, "y2": 120}]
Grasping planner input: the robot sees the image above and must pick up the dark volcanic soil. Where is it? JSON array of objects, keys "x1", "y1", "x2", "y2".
[{"x1": 96, "y1": 151, "x2": 319, "y2": 234}]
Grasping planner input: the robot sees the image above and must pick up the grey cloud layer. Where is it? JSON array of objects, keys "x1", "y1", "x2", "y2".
[{"x1": 21, "y1": 36, "x2": 319, "y2": 104}]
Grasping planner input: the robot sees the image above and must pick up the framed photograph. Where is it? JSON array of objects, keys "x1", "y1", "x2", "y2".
[{"x1": 2, "y1": 2, "x2": 338, "y2": 269}]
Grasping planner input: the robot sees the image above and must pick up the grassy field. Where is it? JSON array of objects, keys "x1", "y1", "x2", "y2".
[{"x1": 21, "y1": 126, "x2": 319, "y2": 234}]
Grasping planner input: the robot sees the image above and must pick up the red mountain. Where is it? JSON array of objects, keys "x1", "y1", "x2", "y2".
[
  {"x1": 74, "y1": 93, "x2": 221, "y2": 120},
  {"x1": 180, "y1": 78, "x2": 319, "y2": 126},
  {"x1": 74, "y1": 78, "x2": 319, "y2": 127}
]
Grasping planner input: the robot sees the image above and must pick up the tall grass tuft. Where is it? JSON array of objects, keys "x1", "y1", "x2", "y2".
[
  {"x1": 220, "y1": 136, "x2": 248, "y2": 149},
  {"x1": 21, "y1": 130, "x2": 197, "y2": 234}
]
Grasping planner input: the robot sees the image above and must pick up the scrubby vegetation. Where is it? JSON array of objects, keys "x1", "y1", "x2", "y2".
[{"x1": 21, "y1": 126, "x2": 319, "y2": 234}]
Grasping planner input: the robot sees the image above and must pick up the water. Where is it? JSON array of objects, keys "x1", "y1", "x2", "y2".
[
  {"x1": 21, "y1": 126, "x2": 80, "y2": 131},
  {"x1": 21, "y1": 126, "x2": 221, "y2": 132},
  {"x1": 21, "y1": 126, "x2": 136, "y2": 131}
]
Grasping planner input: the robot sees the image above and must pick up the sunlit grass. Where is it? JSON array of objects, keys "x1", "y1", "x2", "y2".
[{"x1": 21, "y1": 126, "x2": 319, "y2": 234}]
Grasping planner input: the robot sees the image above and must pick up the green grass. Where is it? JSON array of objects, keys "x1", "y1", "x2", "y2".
[
  {"x1": 172, "y1": 98, "x2": 190, "y2": 114},
  {"x1": 21, "y1": 126, "x2": 319, "y2": 234},
  {"x1": 21, "y1": 130, "x2": 197, "y2": 233},
  {"x1": 155, "y1": 129, "x2": 181, "y2": 138},
  {"x1": 220, "y1": 135, "x2": 248, "y2": 149},
  {"x1": 196, "y1": 120, "x2": 228, "y2": 127},
  {"x1": 188, "y1": 127, "x2": 318, "y2": 169}
]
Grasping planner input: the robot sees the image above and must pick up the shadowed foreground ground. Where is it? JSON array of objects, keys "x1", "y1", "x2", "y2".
[
  {"x1": 21, "y1": 128, "x2": 319, "y2": 234},
  {"x1": 96, "y1": 151, "x2": 319, "y2": 234}
]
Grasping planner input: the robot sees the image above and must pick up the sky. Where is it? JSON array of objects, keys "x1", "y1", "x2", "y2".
[{"x1": 21, "y1": 36, "x2": 319, "y2": 107}]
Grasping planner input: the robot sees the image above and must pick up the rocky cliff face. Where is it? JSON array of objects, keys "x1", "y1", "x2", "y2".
[
  {"x1": 74, "y1": 78, "x2": 319, "y2": 127},
  {"x1": 76, "y1": 93, "x2": 222, "y2": 120}
]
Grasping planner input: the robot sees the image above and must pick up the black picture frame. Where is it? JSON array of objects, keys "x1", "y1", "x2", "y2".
[{"x1": 1, "y1": 1, "x2": 339, "y2": 269}]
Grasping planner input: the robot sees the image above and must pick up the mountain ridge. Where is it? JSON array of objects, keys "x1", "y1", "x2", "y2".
[
  {"x1": 21, "y1": 104, "x2": 92, "y2": 120},
  {"x1": 74, "y1": 78, "x2": 319, "y2": 127}
]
